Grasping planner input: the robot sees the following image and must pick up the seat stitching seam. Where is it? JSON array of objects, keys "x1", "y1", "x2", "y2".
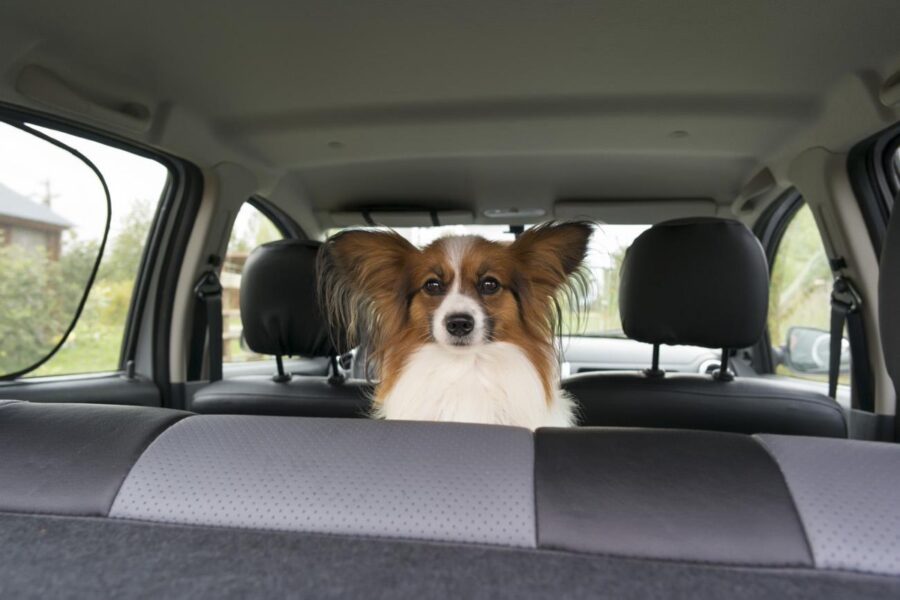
[
  {"x1": 751, "y1": 435, "x2": 817, "y2": 567},
  {"x1": 104, "y1": 414, "x2": 195, "y2": 516}
]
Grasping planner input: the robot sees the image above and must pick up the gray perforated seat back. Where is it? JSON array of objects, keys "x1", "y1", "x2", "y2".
[{"x1": 110, "y1": 416, "x2": 536, "y2": 547}]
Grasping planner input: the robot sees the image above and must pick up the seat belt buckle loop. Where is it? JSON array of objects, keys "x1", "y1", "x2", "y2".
[
  {"x1": 831, "y1": 275, "x2": 862, "y2": 314},
  {"x1": 194, "y1": 271, "x2": 223, "y2": 301}
]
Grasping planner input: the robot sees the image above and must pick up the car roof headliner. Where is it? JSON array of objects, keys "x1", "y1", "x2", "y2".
[{"x1": 1, "y1": 0, "x2": 899, "y2": 232}]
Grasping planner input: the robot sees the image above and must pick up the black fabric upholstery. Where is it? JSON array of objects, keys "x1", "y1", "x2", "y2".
[
  {"x1": 620, "y1": 217, "x2": 769, "y2": 348},
  {"x1": 1, "y1": 405, "x2": 899, "y2": 584},
  {"x1": 535, "y1": 428, "x2": 813, "y2": 566},
  {"x1": 240, "y1": 239, "x2": 337, "y2": 358},
  {"x1": 565, "y1": 372, "x2": 847, "y2": 437},
  {"x1": 568, "y1": 216, "x2": 843, "y2": 438},
  {"x1": 191, "y1": 377, "x2": 372, "y2": 417},
  {"x1": 880, "y1": 205, "x2": 900, "y2": 400},
  {"x1": 0, "y1": 401, "x2": 188, "y2": 516},
  {"x1": 197, "y1": 239, "x2": 364, "y2": 417},
  {"x1": 3, "y1": 513, "x2": 897, "y2": 600}
]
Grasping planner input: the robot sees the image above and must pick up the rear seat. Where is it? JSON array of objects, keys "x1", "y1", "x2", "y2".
[
  {"x1": 0, "y1": 398, "x2": 898, "y2": 582},
  {"x1": 3, "y1": 214, "x2": 900, "y2": 597},
  {"x1": 190, "y1": 239, "x2": 372, "y2": 417},
  {"x1": 565, "y1": 218, "x2": 848, "y2": 437}
]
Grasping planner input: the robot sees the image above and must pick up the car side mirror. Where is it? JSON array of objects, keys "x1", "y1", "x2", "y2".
[{"x1": 782, "y1": 326, "x2": 850, "y2": 375}]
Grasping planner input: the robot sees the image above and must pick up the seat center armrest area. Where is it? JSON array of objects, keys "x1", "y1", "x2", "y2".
[{"x1": 1, "y1": 400, "x2": 899, "y2": 584}]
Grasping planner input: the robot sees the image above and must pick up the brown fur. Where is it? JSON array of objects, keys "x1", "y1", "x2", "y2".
[{"x1": 317, "y1": 222, "x2": 593, "y2": 408}]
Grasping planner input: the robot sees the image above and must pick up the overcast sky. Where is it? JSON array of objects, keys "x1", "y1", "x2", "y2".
[{"x1": 0, "y1": 122, "x2": 168, "y2": 242}]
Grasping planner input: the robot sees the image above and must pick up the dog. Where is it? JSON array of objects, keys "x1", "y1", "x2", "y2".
[{"x1": 317, "y1": 221, "x2": 592, "y2": 429}]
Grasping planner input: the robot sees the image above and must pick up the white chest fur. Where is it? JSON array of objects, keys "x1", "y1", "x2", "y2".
[{"x1": 374, "y1": 342, "x2": 576, "y2": 430}]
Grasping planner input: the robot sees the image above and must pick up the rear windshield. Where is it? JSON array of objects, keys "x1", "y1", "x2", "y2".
[{"x1": 326, "y1": 224, "x2": 650, "y2": 337}]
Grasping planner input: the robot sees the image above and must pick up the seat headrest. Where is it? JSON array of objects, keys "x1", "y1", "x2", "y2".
[
  {"x1": 240, "y1": 240, "x2": 340, "y2": 358},
  {"x1": 619, "y1": 217, "x2": 769, "y2": 349}
]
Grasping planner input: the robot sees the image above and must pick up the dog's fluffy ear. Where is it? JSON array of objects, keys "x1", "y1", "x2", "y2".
[
  {"x1": 510, "y1": 221, "x2": 593, "y2": 291},
  {"x1": 317, "y1": 230, "x2": 418, "y2": 348}
]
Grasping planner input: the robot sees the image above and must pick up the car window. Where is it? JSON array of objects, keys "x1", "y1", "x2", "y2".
[
  {"x1": 768, "y1": 202, "x2": 849, "y2": 384},
  {"x1": 222, "y1": 203, "x2": 284, "y2": 363},
  {"x1": 324, "y1": 223, "x2": 650, "y2": 337},
  {"x1": 0, "y1": 121, "x2": 168, "y2": 378}
]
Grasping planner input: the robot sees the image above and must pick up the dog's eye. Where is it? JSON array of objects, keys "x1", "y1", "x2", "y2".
[
  {"x1": 423, "y1": 279, "x2": 444, "y2": 295},
  {"x1": 478, "y1": 277, "x2": 500, "y2": 295}
]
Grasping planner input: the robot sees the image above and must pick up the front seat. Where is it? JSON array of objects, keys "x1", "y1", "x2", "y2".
[
  {"x1": 191, "y1": 239, "x2": 372, "y2": 417},
  {"x1": 564, "y1": 217, "x2": 848, "y2": 437}
]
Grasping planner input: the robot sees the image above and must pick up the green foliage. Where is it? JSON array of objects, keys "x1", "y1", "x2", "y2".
[
  {"x1": 0, "y1": 239, "x2": 96, "y2": 375},
  {"x1": 0, "y1": 200, "x2": 155, "y2": 378},
  {"x1": 101, "y1": 200, "x2": 154, "y2": 282},
  {"x1": 768, "y1": 205, "x2": 832, "y2": 349},
  {"x1": 1, "y1": 198, "x2": 288, "y2": 377},
  {"x1": 768, "y1": 204, "x2": 842, "y2": 383},
  {"x1": 226, "y1": 205, "x2": 282, "y2": 256}
]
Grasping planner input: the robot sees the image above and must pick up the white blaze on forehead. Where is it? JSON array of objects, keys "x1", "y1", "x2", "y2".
[
  {"x1": 432, "y1": 235, "x2": 486, "y2": 346},
  {"x1": 440, "y1": 235, "x2": 477, "y2": 290}
]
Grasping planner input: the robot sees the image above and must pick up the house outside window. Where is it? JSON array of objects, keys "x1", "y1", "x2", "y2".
[{"x1": 0, "y1": 182, "x2": 71, "y2": 260}]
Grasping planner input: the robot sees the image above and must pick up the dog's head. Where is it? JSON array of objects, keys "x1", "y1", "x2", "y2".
[{"x1": 318, "y1": 222, "x2": 592, "y2": 371}]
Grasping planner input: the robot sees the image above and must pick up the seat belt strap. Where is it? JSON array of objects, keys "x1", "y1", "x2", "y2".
[
  {"x1": 194, "y1": 271, "x2": 224, "y2": 383},
  {"x1": 846, "y1": 308, "x2": 875, "y2": 411},
  {"x1": 829, "y1": 276, "x2": 861, "y2": 401}
]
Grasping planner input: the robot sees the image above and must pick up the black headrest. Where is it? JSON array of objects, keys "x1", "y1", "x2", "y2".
[
  {"x1": 240, "y1": 240, "x2": 338, "y2": 358},
  {"x1": 619, "y1": 217, "x2": 769, "y2": 349},
  {"x1": 880, "y1": 207, "x2": 900, "y2": 393}
]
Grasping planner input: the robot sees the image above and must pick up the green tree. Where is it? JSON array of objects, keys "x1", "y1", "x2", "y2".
[
  {"x1": 768, "y1": 205, "x2": 832, "y2": 350},
  {"x1": 767, "y1": 204, "x2": 839, "y2": 383},
  {"x1": 102, "y1": 199, "x2": 155, "y2": 282},
  {"x1": 30, "y1": 201, "x2": 156, "y2": 376},
  {"x1": 0, "y1": 237, "x2": 96, "y2": 375}
]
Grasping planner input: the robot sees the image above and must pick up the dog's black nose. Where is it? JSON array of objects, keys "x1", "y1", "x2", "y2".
[{"x1": 445, "y1": 313, "x2": 475, "y2": 337}]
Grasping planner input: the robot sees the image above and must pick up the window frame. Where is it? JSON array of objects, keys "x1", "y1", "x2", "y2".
[
  {"x1": 187, "y1": 196, "x2": 307, "y2": 380},
  {"x1": 846, "y1": 120, "x2": 900, "y2": 415},
  {"x1": 248, "y1": 195, "x2": 307, "y2": 240},
  {"x1": 0, "y1": 102, "x2": 193, "y2": 391},
  {"x1": 755, "y1": 190, "x2": 876, "y2": 410},
  {"x1": 847, "y1": 120, "x2": 900, "y2": 256}
]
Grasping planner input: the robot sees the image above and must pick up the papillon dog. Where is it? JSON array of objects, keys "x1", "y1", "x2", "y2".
[{"x1": 317, "y1": 221, "x2": 592, "y2": 429}]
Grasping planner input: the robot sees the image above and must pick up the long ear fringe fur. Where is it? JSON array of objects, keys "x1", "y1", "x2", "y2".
[
  {"x1": 552, "y1": 261, "x2": 594, "y2": 340},
  {"x1": 317, "y1": 222, "x2": 598, "y2": 377},
  {"x1": 316, "y1": 232, "x2": 370, "y2": 354},
  {"x1": 524, "y1": 219, "x2": 597, "y2": 343},
  {"x1": 316, "y1": 230, "x2": 393, "y2": 380}
]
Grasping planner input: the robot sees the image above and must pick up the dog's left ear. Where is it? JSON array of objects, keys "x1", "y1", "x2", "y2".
[{"x1": 510, "y1": 221, "x2": 593, "y2": 290}]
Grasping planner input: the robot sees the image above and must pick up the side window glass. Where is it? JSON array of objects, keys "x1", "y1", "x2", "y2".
[
  {"x1": 0, "y1": 121, "x2": 167, "y2": 378},
  {"x1": 769, "y1": 203, "x2": 849, "y2": 386},
  {"x1": 223, "y1": 203, "x2": 284, "y2": 363}
]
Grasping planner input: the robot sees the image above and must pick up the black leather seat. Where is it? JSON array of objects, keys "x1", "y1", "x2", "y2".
[
  {"x1": 564, "y1": 217, "x2": 848, "y2": 437},
  {"x1": 191, "y1": 239, "x2": 372, "y2": 417}
]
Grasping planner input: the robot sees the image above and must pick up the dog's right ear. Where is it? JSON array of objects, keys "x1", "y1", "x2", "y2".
[{"x1": 317, "y1": 230, "x2": 418, "y2": 348}]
